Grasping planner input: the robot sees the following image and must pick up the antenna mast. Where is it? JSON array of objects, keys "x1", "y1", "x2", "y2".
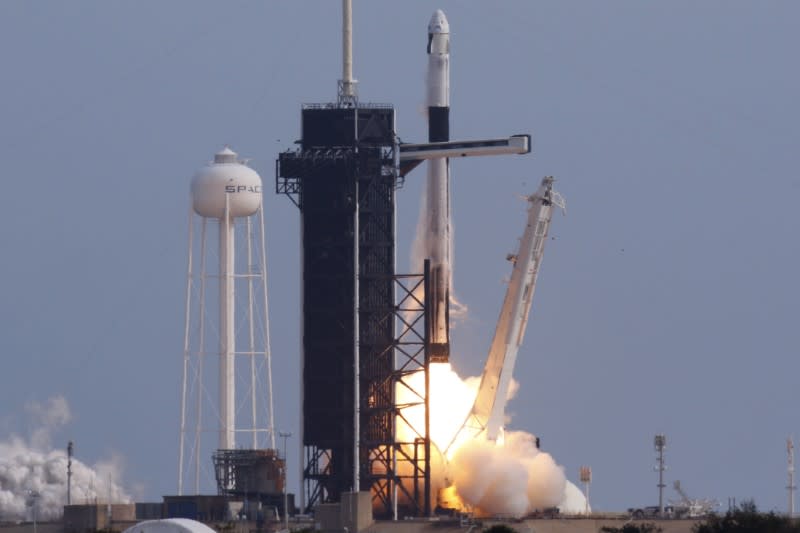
[
  {"x1": 67, "y1": 441, "x2": 73, "y2": 506},
  {"x1": 655, "y1": 434, "x2": 667, "y2": 516}
]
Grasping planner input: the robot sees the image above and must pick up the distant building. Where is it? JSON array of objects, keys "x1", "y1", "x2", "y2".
[{"x1": 63, "y1": 504, "x2": 135, "y2": 532}]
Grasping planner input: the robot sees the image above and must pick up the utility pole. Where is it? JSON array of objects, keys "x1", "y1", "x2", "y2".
[
  {"x1": 789, "y1": 437, "x2": 795, "y2": 517},
  {"x1": 654, "y1": 434, "x2": 666, "y2": 516},
  {"x1": 279, "y1": 431, "x2": 292, "y2": 531}
]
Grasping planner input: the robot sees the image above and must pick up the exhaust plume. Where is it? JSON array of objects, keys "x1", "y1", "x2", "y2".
[
  {"x1": 396, "y1": 363, "x2": 572, "y2": 517},
  {"x1": 450, "y1": 431, "x2": 566, "y2": 516},
  {"x1": 0, "y1": 396, "x2": 132, "y2": 521}
]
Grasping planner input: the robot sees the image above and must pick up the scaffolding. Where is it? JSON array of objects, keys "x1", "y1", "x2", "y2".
[{"x1": 277, "y1": 104, "x2": 431, "y2": 518}]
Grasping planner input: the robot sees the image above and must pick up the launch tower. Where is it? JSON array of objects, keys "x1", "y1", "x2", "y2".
[
  {"x1": 276, "y1": 1, "x2": 434, "y2": 519},
  {"x1": 277, "y1": 102, "x2": 407, "y2": 515},
  {"x1": 275, "y1": 2, "x2": 531, "y2": 519}
]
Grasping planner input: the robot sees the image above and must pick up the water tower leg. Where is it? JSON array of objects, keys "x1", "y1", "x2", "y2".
[{"x1": 219, "y1": 201, "x2": 236, "y2": 450}]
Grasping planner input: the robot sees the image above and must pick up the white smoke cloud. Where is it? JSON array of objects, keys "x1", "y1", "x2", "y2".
[
  {"x1": 445, "y1": 208, "x2": 468, "y2": 326},
  {"x1": 560, "y1": 480, "x2": 590, "y2": 514},
  {"x1": 395, "y1": 363, "x2": 581, "y2": 517},
  {"x1": 409, "y1": 185, "x2": 429, "y2": 278},
  {"x1": 25, "y1": 396, "x2": 72, "y2": 450},
  {"x1": 0, "y1": 396, "x2": 132, "y2": 521},
  {"x1": 408, "y1": 168, "x2": 468, "y2": 327},
  {"x1": 450, "y1": 430, "x2": 566, "y2": 517}
]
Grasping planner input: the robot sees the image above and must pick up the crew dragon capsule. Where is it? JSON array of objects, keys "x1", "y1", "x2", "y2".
[{"x1": 426, "y1": 9, "x2": 451, "y2": 362}]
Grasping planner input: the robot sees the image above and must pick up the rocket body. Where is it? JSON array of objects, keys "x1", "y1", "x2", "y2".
[{"x1": 426, "y1": 10, "x2": 451, "y2": 362}]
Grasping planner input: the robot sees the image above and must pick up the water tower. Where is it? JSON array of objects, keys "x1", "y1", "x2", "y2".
[{"x1": 178, "y1": 146, "x2": 280, "y2": 500}]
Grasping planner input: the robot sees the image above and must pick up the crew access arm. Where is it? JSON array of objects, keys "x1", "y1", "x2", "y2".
[{"x1": 444, "y1": 177, "x2": 564, "y2": 454}]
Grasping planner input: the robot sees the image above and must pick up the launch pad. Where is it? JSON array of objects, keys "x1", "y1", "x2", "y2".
[{"x1": 273, "y1": 1, "x2": 539, "y2": 521}]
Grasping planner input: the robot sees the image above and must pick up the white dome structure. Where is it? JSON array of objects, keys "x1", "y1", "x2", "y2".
[
  {"x1": 191, "y1": 146, "x2": 262, "y2": 219},
  {"x1": 558, "y1": 480, "x2": 590, "y2": 515},
  {"x1": 122, "y1": 518, "x2": 217, "y2": 533}
]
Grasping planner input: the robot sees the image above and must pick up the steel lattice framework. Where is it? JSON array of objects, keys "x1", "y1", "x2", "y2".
[{"x1": 276, "y1": 104, "x2": 431, "y2": 518}]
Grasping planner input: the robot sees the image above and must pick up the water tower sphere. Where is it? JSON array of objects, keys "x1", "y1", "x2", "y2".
[{"x1": 191, "y1": 146, "x2": 262, "y2": 219}]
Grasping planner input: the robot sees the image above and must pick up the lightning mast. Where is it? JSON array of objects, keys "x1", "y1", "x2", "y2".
[{"x1": 338, "y1": 0, "x2": 357, "y2": 106}]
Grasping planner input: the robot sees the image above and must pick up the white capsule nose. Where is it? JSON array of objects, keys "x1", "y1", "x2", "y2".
[{"x1": 428, "y1": 9, "x2": 449, "y2": 35}]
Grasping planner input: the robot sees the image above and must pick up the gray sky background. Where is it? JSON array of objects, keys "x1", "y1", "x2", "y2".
[{"x1": 0, "y1": 1, "x2": 798, "y2": 513}]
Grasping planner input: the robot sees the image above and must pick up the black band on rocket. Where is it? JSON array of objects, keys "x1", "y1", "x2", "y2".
[{"x1": 428, "y1": 107, "x2": 450, "y2": 143}]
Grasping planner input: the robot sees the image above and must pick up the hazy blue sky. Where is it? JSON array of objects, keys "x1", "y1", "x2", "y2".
[{"x1": 0, "y1": 1, "x2": 798, "y2": 513}]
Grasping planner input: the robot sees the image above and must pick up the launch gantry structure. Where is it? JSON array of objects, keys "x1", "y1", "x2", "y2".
[
  {"x1": 275, "y1": 1, "x2": 533, "y2": 519},
  {"x1": 444, "y1": 177, "x2": 564, "y2": 455}
]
